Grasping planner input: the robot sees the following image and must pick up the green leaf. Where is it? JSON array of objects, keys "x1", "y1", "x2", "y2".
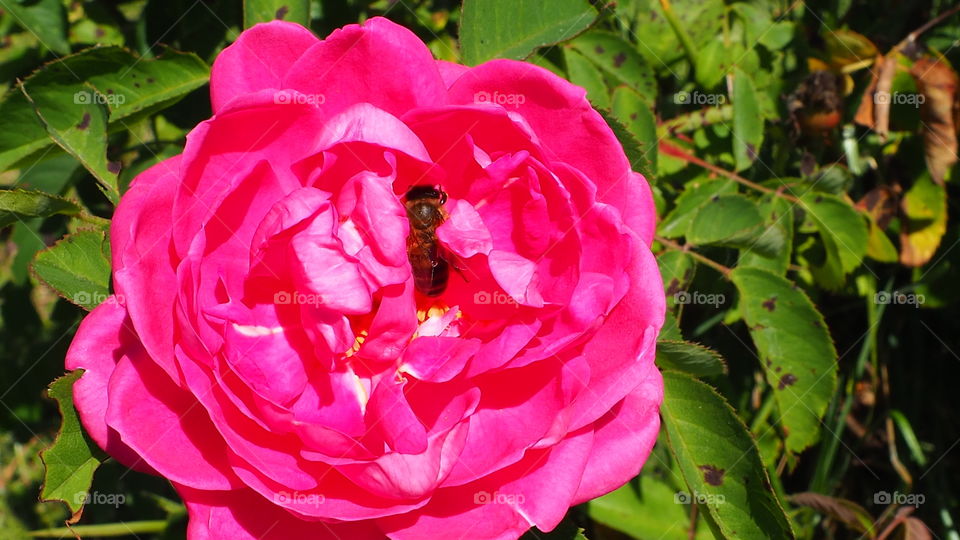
[
  {"x1": 40, "y1": 370, "x2": 106, "y2": 520},
  {"x1": 659, "y1": 250, "x2": 696, "y2": 308},
  {"x1": 563, "y1": 47, "x2": 610, "y2": 109},
  {"x1": 694, "y1": 39, "x2": 726, "y2": 89},
  {"x1": 732, "y1": 68, "x2": 763, "y2": 171},
  {"x1": 0, "y1": 46, "x2": 209, "y2": 175},
  {"x1": 889, "y1": 409, "x2": 927, "y2": 466},
  {"x1": 611, "y1": 85, "x2": 658, "y2": 177},
  {"x1": 568, "y1": 31, "x2": 657, "y2": 105},
  {"x1": 865, "y1": 219, "x2": 898, "y2": 263},
  {"x1": 630, "y1": 0, "x2": 725, "y2": 71},
  {"x1": 0, "y1": 91, "x2": 53, "y2": 172},
  {"x1": 659, "y1": 178, "x2": 737, "y2": 238},
  {"x1": 243, "y1": 0, "x2": 310, "y2": 28},
  {"x1": 588, "y1": 474, "x2": 712, "y2": 540},
  {"x1": 460, "y1": 0, "x2": 598, "y2": 65},
  {"x1": 799, "y1": 192, "x2": 868, "y2": 289},
  {"x1": 739, "y1": 195, "x2": 794, "y2": 274},
  {"x1": 3, "y1": 0, "x2": 70, "y2": 55},
  {"x1": 661, "y1": 371, "x2": 794, "y2": 538},
  {"x1": 661, "y1": 371, "x2": 795, "y2": 539},
  {"x1": 687, "y1": 194, "x2": 764, "y2": 246},
  {"x1": 31, "y1": 229, "x2": 112, "y2": 310},
  {"x1": 657, "y1": 340, "x2": 727, "y2": 377},
  {"x1": 0, "y1": 189, "x2": 81, "y2": 228},
  {"x1": 597, "y1": 108, "x2": 653, "y2": 179},
  {"x1": 20, "y1": 82, "x2": 119, "y2": 201},
  {"x1": 730, "y1": 3, "x2": 774, "y2": 48},
  {"x1": 731, "y1": 267, "x2": 838, "y2": 453}
]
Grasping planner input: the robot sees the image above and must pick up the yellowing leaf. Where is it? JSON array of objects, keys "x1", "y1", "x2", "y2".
[{"x1": 900, "y1": 174, "x2": 947, "y2": 267}]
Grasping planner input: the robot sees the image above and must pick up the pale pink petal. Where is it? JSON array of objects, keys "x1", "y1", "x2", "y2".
[
  {"x1": 367, "y1": 377, "x2": 428, "y2": 454},
  {"x1": 317, "y1": 103, "x2": 431, "y2": 162},
  {"x1": 436, "y1": 199, "x2": 493, "y2": 259}
]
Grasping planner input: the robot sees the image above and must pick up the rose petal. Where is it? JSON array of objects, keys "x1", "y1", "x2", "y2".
[
  {"x1": 104, "y1": 335, "x2": 242, "y2": 489},
  {"x1": 210, "y1": 21, "x2": 319, "y2": 112},
  {"x1": 64, "y1": 300, "x2": 154, "y2": 473},
  {"x1": 178, "y1": 485, "x2": 384, "y2": 540},
  {"x1": 285, "y1": 17, "x2": 447, "y2": 119},
  {"x1": 446, "y1": 60, "x2": 656, "y2": 239},
  {"x1": 572, "y1": 370, "x2": 663, "y2": 503},
  {"x1": 111, "y1": 155, "x2": 181, "y2": 382}
]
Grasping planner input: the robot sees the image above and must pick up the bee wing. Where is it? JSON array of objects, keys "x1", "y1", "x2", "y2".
[{"x1": 438, "y1": 244, "x2": 472, "y2": 283}]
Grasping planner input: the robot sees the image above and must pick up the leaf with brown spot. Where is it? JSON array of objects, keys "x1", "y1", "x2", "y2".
[
  {"x1": 732, "y1": 268, "x2": 838, "y2": 453},
  {"x1": 777, "y1": 373, "x2": 798, "y2": 390},
  {"x1": 910, "y1": 56, "x2": 959, "y2": 185},
  {"x1": 698, "y1": 464, "x2": 726, "y2": 486},
  {"x1": 568, "y1": 31, "x2": 656, "y2": 104},
  {"x1": 661, "y1": 371, "x2": 795, "y2": 538}
]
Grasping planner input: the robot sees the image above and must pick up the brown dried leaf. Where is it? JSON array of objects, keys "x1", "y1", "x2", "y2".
[
  {"x1": 854, "y1": 56, "x2": 880, "y2": 129},
  {"x1": 910, "y1": 56, "x2": 959, "y2": 184},
  {"x1": 856, "y1": 185, "x2": 899, "y2": 229},
  {"x1": 789, "y1": 492, "x2": 875, "y2": 535},
  {"x1": 902, "y1": 517, "x2": 934, "y2": 540},
  {"x1": 854, "y1": 54, "x2": 896, "y2": 135}
]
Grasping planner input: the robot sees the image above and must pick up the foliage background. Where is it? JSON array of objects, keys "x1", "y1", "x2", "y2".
[{"x1": 1, "y1": 0, "x2": 959, "y2": 538}]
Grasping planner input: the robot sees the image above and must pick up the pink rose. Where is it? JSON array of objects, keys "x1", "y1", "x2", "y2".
[{"x1": 65, "y1": 17, "x2": 664, "y2": 539}]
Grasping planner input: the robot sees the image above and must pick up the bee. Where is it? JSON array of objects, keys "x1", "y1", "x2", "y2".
[{"x1": 404, "y1": 185, "x2": 450, "y2": 296}]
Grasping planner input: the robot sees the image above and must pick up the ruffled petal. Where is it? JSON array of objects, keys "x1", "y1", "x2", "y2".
[{"x1": 445, "y1": 60, "x2": 655, "y2": 239}]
